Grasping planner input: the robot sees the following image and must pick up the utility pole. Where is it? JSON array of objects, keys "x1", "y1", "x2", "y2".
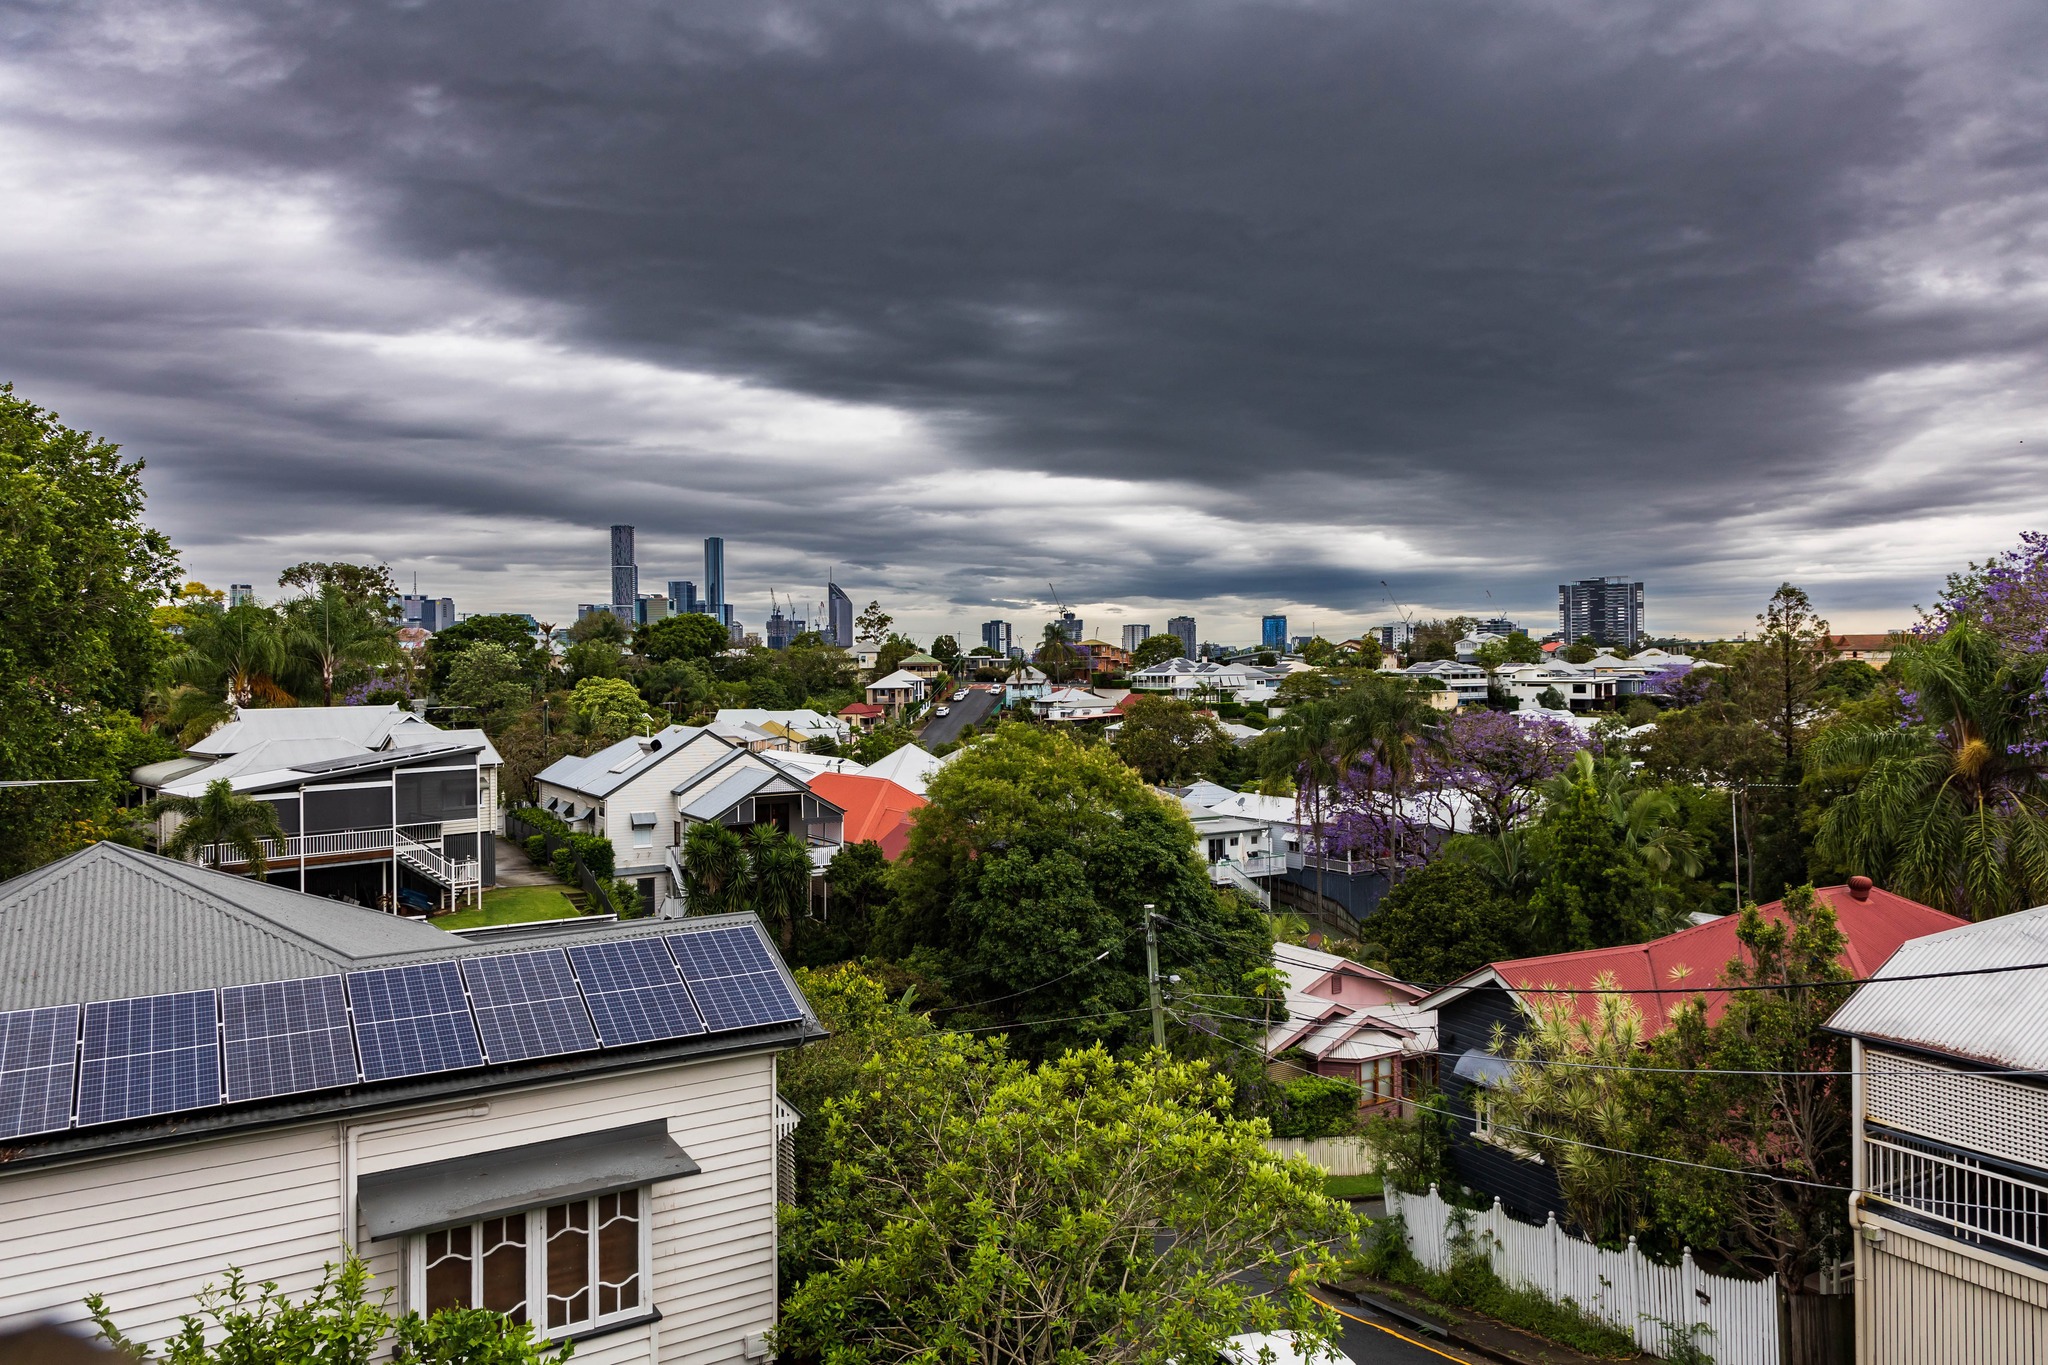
[{"x1": 1143, "y1": 902, "x2": 1165, "y2": 1051}]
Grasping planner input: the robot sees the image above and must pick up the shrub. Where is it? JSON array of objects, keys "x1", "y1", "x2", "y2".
[
  {"x1": 550, "y1": 848, "x2": 577, "y2": 883},
  {"x1": 523, "y1": 834, "x2": 547, "y2": 862},
  {"x1": 607, "y1": 878, "x2": 646, "y2": 919},
  {"x1": 1267, "y1": 1075, "x2": 1362, "y2": 1139},
  {"x1": 567, "y1": 833, "x2": 614, "y2": 878}
]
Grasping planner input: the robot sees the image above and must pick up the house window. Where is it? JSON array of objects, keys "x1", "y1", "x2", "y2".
[
  {"x1": 1364, "y1": 1057, "x2": 1396, "y2": 1105},
  {"x1": 1472, "y1": 1093, "x2": 1493, "y2": 1141},
  {"x1": 414, "y1": 1191, "x2": 647, "y2": 1338},
  {"x1": 633, "y1": 826, "x2": 654, "y2": 849}
]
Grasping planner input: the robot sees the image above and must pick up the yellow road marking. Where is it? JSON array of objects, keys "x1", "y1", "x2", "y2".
[{"x1": 1304, "y1": 1288, "x2": 1476, "y2": 1364}]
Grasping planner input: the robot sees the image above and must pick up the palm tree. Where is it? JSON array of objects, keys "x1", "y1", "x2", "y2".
[
  {"x1": 1258, "y1": 700, "x2": 1341, "y2": 915},
  {"x1": 1445, "y1": 828, "x2": 1542, "y2": 901},
  {"x1": 680, "y1": 820, "x2": 748, "y2": 915},
  {"x1": 174, "y1": 603, "x2": 292, "y2": 709},
  {"x1": 1328, "y1": 673, "x2": 1442, "y2": 876},
  {"x1": 746, "y1": 825, "x2": 813, "y2": 949},
  {"x1": 1810, "y1": 621, "x2": 2048, "y2": 919},
  {"x1": 1037, "y1": 622, "x2": 1082, "y2": 684},
  {"x1": 143, "y1": 779, "x2": 289, "y2": 876},
  {"x1": 284, "y1": 589, "x2": 401, "y2": 705}
]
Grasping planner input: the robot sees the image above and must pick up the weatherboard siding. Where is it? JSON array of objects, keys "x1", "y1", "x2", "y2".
[
  {"x1": 0, "y1": 1050, "x2": 780, "y2": 1364},
  {"x1": 1858, "y1": 1212, "x2": 2048, "y2": 1365},
  {"x1": 1436, "y1": 982, "x2": 1568, "y2": 1224}
]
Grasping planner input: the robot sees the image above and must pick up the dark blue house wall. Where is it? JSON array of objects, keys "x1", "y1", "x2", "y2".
[{"x1": 1435, "y1": 981, "x2": 1567, "y2": 1226}]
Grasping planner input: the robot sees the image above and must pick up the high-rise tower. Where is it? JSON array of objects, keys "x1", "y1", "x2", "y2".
[
  {"x1": 609, "y1": 525, "x2": 638, "y2": 620},
  {"x1": 827, "y1": 580, "x2": 853, "y2": 648},
  {"x1": 704, "y1": 537, "x2": 727, "y2": 626}
]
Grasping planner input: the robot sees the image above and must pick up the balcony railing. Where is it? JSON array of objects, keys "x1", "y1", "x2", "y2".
[
  {"x1": 1865, "y1": 1132, "x2": 2048, "y2": 1257},
  {"x1": 201, "y1": 828, "x2": 395, "y2": 867}
]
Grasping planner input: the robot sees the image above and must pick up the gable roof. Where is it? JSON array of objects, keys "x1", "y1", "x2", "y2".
[
  {"x1": 839, "y1": 702, "x2": 885, "y2": 717},
  {"x1": 0, "y1": 843, "x2": 459, "y2": 1010},
  {"x1": 868, "y1": 668, "x2": 928, "y2": 690},
  {"x1": 1424, "y1": 884, "x2": 1967, "y2": 1033},
  {"x1": 808, "y1": 774, "x2": 926, "y2": 859},
  {"x1": 1828, "y1": 903, "x2": 2048, "y2": 1069},
  {"x1": 188, "y1": 705, "x2": 428, "y2": 757},
  {"x1": 536, "y1": 726, "x2": 721, "y2": 798},
  {"x1": 864, "y1": 743, "x2": 942, "y2": 794}
]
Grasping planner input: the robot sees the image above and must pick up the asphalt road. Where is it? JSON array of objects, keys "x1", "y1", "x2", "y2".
[
  {"x1": 1303, "y1": 1288, "x2": 1482, "y2": 1365},
  {"x1": 916, "y1": 683, "x2": 1002, "y2": 748}
]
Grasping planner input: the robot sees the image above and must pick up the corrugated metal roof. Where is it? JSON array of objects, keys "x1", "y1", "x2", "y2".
[
  {"x1": 1828, "y1": 904, "x2": 2048, "y2": 1069},
  {"x1": 187, "y1": 705, "x2": 425, "y2": 756},
  {"x1": 680, "y1": 768, "x2": 773, "y2": 821},
  {"x1": 535, "y1": 725, "x2": 711, "y2": 797}
]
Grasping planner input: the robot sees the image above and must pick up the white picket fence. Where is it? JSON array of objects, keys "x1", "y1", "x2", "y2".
[
  {"x1": 1387, "y1": 1185, "x2": 1780, "y2": 1365},
  {"x1": 1262, "y1": 1136, "x2": 1377, "y2": 1176}
]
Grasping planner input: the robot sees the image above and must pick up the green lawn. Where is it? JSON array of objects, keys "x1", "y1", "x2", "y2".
[
  {"x1": 435, "y1": 885, "x2": 581, "y2": 930},
  {"x1": 1324, "y1": 1173, "x2": 1384, "y2": 1201}
]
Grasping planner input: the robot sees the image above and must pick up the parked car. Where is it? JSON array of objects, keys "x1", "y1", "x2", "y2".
[
  {"x1": 1187, "y1": 1333, "x2": 1355, "y2": 1365},
  {"x1": 933, "y1": 706, "x2": 951, "y2": 717},
  {"x1": 953, "y1": 689, "x2": 969, "y2": 701}
]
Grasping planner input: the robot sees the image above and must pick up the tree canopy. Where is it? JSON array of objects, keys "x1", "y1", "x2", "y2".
[{"x1": 637, "y1": 612, "x2": 730, "y2": 663}]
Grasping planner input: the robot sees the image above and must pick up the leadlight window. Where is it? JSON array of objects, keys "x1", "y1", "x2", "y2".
[{"x1": 414, "y1": 1190, "x2": 646, "y2": 1337}]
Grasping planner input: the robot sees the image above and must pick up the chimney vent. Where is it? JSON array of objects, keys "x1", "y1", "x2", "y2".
[{"x1": 1848, "y1": 875, "x2": 1873, "y2": 901}]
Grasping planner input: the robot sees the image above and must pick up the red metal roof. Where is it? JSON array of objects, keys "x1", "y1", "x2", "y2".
[
  {"x1": 1481, "y1": 885, "x2": 1967, "y2": 1033},
  {"x1": 838, "y1": 702, "x2": 885, "y2": 717},
  {"x1": 807, "y1": 773, "x2": 926, "y2": 860}
]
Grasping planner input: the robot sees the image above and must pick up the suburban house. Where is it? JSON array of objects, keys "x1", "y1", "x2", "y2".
[
  {"x1": 1418, "y1": 881, "x2": 1966, "y2": 1226},
  {"x1": 1829, "y1": 906, "x2": 2048, "y2": 1359},
  {"x1": 1263, "y1": 942, "x2": 1437, "y2": 1114},
  {"x1": 704, "y1": 718, "x2": 794, "y2": 753},
  {"x1": 1130, "y1": 657, "x2": 1271, "y2": 698},
  {"x1": 1829, "y1": 633, "x2": 1900, "y2": 667},
  {"x1": 1489, "y1": 661, "x2": 1619, "y2": 711},
  {"x1": 837, "y1": 702, "x2": 885, "y2": 735},
  {"x1": 669, "y1": 748, "x2": 849, "y2": 881},
  {"x1": 534, "y1": 726, "x2": 740, "y2": 906},
  {"x1": 711, "y1": 709, "x2": 851, "y2": 748},
  {"x1": 895, "y1": 652, "x2": 945, "y2": 681},
  {"x1": 1002, "y1": 665, "x2": 1050, "y2": 705},
  {"x1": 1393, "y1": 659, "x2": 1490, "y2": 707},
  {"x1": 863, "y1": 669, "x2": 927, "y2": 720},
  {"x1": 806, "y1": 773, "x2": 926, "y2": 861},
  {"x1": 1033, "y1": 687, "x2": 1123, "y2": 723},
  {"x1": 1454, "y1": 632, "x2": 1507, "y2": 662},
  {"x1": 133, "y1": 705, "x2": 503, "y2": 914},
  {"x1": 0, "y1": 843, "x2": 819, "y2": 1362},
  {"x1": 1078, "y1": 639, "x2": 1132, "y2": 673},
  {"x1": 862, "y1": 743, "x2": 945, "y2": 796}
]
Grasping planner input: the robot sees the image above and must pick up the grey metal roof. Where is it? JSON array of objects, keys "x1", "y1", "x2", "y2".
[
  {"x1": 0, "y1": 843, "x2": 457, "y2": 1010},
  {"x1": 1828, "y1": 904, "x2": 2048, "y2": 1070},
  {"x1": 131, "y1": 756, "x2": 212, "y2": 788},
  {"x1": 289, "y1": 739, "x2": 479, "y2": 775},
  {"x1": 681, "y1": 768, "x2": 776, "y2": 821},
  {"x1": 535, "y1": 725, "x2": 714, "y2": 798},
  {"x1": 187, "y1": 704, "x2": 426, "y2": 757}
]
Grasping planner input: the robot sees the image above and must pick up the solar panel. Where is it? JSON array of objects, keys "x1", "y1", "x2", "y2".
[
  {"x1": 221, "y1": 976, "x2": 359, "y2": 1103},
  {"x1": 0, "y1": 1004, "x2": 81, "y2": 1139},
  {"x1": 668, "y1": 926, "x2": 805, "y2": 1033},
  {"x1": 566, "y1": 938, "x2": 705, "y2": 1046},
  {"x1": 345, "y1": 963, "x2": 484, "y2": 1082},
  {"x1": 461, "y1": 951, "x2": 598, "y2": 1063},
  {"x1": 78, "y1": 991, "x2": 221, "y2": 1127}
]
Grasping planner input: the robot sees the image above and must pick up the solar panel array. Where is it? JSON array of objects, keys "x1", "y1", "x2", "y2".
[{"x1": 0, "y1": 922, "x2": 805, "y2": 1142}]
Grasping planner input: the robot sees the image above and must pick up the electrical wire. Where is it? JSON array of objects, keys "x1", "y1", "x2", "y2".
[
  {"x1": 1179, "y1": 1013, "x2": 1855, "y2": 1192},
  {"x1": 1155, "y1": 912, "x2": 2048, "y2": 996},
  {"x1": 948, "y1": 1006, "x2": 1153, "y2": 1034},
  {"x1": 929, "y1": 925, "x2": 1142, "y2": 1015}
]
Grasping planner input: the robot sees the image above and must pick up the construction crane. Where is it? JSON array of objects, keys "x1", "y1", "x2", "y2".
[
  {"x1": 1380, "y1": 580, "x2": 1413, "y2": 626},
  {"x1": 1047, "y1": 582, "x2": 1067, "y2": 615}
]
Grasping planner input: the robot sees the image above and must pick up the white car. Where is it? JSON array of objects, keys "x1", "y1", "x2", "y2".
[
  {"x1": 953, "y1": 690, "x2": 969, "y2": 701},
  {"x1": 932, "y1": 706, "x2": 951, "y2": 717},
  {"x1": 1215, "y1": 1333, "x2": 1355, "y2": 1365}
]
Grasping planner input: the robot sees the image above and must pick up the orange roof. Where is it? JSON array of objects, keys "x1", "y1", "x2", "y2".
[
  {"x1": 1471, "y1": 884, "x2": 1967, "y2": 1034},
  {"x1": 839, "y1": 702, "x2": 885, "y2": 717},
  {"x1": 808, "y1": 773, "x2": 927, "y2": 860},
  {"x1": 1540, "y1": 640, "x2": 1562, "y2": 653},
  {"x1": 1830, "y1": 634, "x2": 1898, "y2": 652},
  {"x1": 1113, "y1": 692, "x2": 1146, "y2": 714}
]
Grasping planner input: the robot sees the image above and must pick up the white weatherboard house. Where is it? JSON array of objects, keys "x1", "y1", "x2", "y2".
[
  {"x1": 1828, "y1": 907, "x2": 2048, "y2": 1362},
  {"x1": 0, "y1": 843, "x2": 818, "y2": 1362},
  {"x1": 534, "y1": 726, "x2": 740, "y2": 904}
]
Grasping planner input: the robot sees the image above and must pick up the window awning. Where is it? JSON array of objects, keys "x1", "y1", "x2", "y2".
[
  {"x1": 356, "y1": 1120, "x2": 699, "y2": 1240},
  {"x1": 1451, "y1": 1050, "x2": 1512, "y2": 1088},
  {"x1": 629, "y1": 811, "x2": 658, "y2": 828}
]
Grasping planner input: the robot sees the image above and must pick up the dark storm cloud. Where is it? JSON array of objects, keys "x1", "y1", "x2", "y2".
[{"x1": 5, "y1": 0, "x2": 2048, "y2": 633}]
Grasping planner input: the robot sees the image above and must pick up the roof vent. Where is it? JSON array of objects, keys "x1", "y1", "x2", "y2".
[{"x1": 1848, "y1": 875, "x2": 1873, "y2": 901}]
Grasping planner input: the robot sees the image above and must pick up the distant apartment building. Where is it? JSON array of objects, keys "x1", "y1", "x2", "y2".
[
  {"x1": 704, "y1": 537, "x2": 727, "y2": 625},
  {"x1": 1261, "y1": 615, "x2": 1288, "y2": 651},
  {"x1": 1473, "y1": 616, "x2": 1519, "y2": 637},
  {"x1": 1376, "y1": 621, "x2": 1415, "y2": 652},
  {"x1": 982, "y1": 620, "x2": 1014, "y2": 656},
  {"x1": 1559, "y1": 576, "x2": 1644, "y2": 647},
  {"x1": 827, "y1": 582, "x2": 854, "y2": 648},
  {"x1": 609, "y1": 524, "x2": 639, "y2": 622},
  {"x1": 1122, "y1": 623, "x2": 1153, "y2": 653},
  {"x1": 1167, "y1": 616, "x2": 1197, "y2": 657},
  {"x1": 1055, "y1": 610, "x2": 1084, "y2": 643},
  {"x1": 228, "y1": 583, "x2": 256, "y2": 609},
  {"x1": 399, "y1": 594, "x2": 458, "y2": 633},
  {"x1": 638, "y1": 594, "x2": 669, "y2": 625},
  {"x1": 764, "y1": 602, "x2": 797, "y2": 651},
  {"x1": 668, "y1": 579, "x2": 702, "y2": 616}
]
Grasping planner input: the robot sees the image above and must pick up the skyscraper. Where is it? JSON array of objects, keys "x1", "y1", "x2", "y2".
[
  {"x1": 1055, "y1": 610, "x2": 1083, "y2": 642},
  {"x1": 1167, "y1": 616, "x2": 1196, "y2": 658},
  {"x1": 703, "y1": 537, "x2": 726, "y2": 625},
  {"x1": 1261, "y1": 614, "x2": 1288, "y2": 650},
  {"x1": 764, "y1": 599, "x2": 795, "y2": 650},
  {"x1": 827, "y1": 581, "x2": 854, "y2": 648},
  {"x1": 1122, "y1": 624, "x2": 1153, "y2": 653},
  {"x1": 667, "y1": 579, "x2": 702, "y2": 616},
  {"x1": 1558, "y1": 577, "x2": 1644, "y2": 647},
  {"x1": 609, "y1": 525, "x2": 638, "y2": 619},
  {"x1": 981, "y1": 620, "x2": 1013, "y2": 656},
  {"x1": 228, "y1": 583, "x2": 255, "y2": 608}
]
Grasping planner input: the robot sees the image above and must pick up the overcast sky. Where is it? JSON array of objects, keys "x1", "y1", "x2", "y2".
[{"x1": 6, "y1": 0, "x2": 2046, "y2": 643}]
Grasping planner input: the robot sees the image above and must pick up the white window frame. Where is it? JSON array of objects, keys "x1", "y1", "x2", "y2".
[
  {"x1": 633, "y1": 825, "x2": 654, "y2": 849},
  {"x1": 1471, "y1": 1092, "x2": 1494, "y2": 1141},
  {"x1": 407, "y1": 1188, "x2": 655, "y2": 1339}
]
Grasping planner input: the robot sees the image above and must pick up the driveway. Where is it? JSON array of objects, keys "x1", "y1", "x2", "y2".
[{"x1": 917, "y1": 684, "x2": 1002, "y2": 748}]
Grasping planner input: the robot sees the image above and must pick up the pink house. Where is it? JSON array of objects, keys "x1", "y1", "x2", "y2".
[{"x1": 1264, "y1": 942, "x2": 1437, "y2": 1113}]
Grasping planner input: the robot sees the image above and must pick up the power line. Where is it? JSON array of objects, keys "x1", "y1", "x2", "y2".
[
  {"x1": 1178, "y1": 1014, "x2": 1853, "y2": 1192},
  {"x1": 929, "y1": 925, "x2": 1141, "y2": 1015},
  {"x1": 949, "y1": 1006, "x2": 1153, "y2": 1035}
]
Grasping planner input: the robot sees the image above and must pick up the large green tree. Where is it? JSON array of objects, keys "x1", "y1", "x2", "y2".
[
  {"x1": 636, "y1": 612, "x2": 730, "y2": 663},
  {"x1": 1112, "y1": 695, "x2": 1234, "y2": 785},
  {"x1": 0, "y1": 384, "x2": 182, "y2": 875},
  {"x1": 281, "y1": 588, "x2": 399, "y2": 706},
  {"x1": 1361, "y1": 859, "x2": 1527, "y2": 984},
  {"x1": 424, "y1": 614, "x2": 546, "y2": 691},
  {"x1": 1132, "y1": 632, "x2": 1188, "y2": 669},
  {"x1": 438, "y1": 642, "x2": 534, "y2": 728},
  {"x1": 778, "y1": 1004, "x2": 1355, "y2": 1365}
]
